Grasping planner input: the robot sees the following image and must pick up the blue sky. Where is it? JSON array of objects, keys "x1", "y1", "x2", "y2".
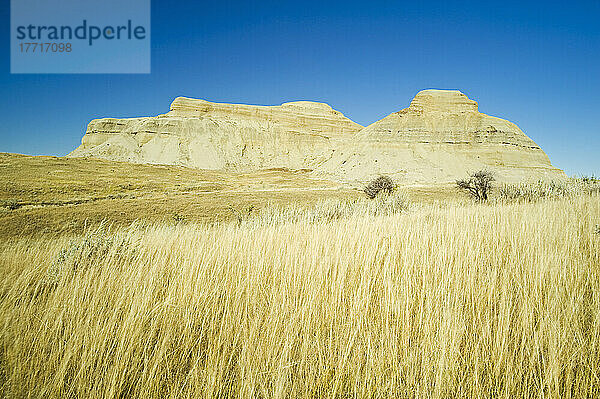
[{"x1": 1, "y1": 0, "x2": 599, "y2": 176}]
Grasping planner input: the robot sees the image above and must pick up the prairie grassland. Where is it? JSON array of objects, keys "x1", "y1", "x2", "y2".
[
  {"x1": 0, "y1": 153, "x2": 359, "y2": 239},
  {"x1": 0, "y1": 153, "x2": 468, "y2": 240},
  {"x1": 1, "y1": 194, "x2": 599, "y2": 398}
]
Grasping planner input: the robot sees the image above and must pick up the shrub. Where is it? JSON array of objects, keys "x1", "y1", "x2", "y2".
[
  {"x1": 1, "y1": 199, "x2": 21, "y2": 210},
  {"x1": 579, "y1": 177, "x2": 600, "y2": 195},
  {"x1": 364, "y1": 176, "x2": 394, "y2": 199},
  {"x1": 497, "y1": 178, "x2": 600, "y2": 202},
  {"x1": 497, "y1": 180, "x2": 572, "y2": 202},
  {"x1": 172, "y1": 212, "x2": 186, "y2": 223},
  {"x1": 456, "y1": 170, "x2": 495, "y2": 201},
  {"x1": 580, "y1": 174, "x2": 599, "y2": 184},
  {"x1": 45, "y1": 224, "x2": 134, "y2": 287}
]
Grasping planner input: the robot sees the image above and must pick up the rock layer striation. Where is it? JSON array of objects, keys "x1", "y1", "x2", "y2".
[
  {"x1": 70, "y1": 90, "x2": 564, "y2": 183},
  {"x1": 316, "y1": 90, "x2": 563, "y2": 183},
  {"x1": 69, "y1": 97, "x2": 362, "y2": 171}
]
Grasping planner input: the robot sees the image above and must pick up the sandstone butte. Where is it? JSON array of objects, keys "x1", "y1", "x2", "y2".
[{"x1": 69, "y1": 89, "x2": 565, "y2": 184}]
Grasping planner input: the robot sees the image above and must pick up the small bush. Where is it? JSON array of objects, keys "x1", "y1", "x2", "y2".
[
  {"x1": 1, "y1": 199, "x2": 21, "y2": 210},
  {"x1": 172, "y1": 212, "x2": 186, "y2": 223},
  {"x1": 45, "y1": 224, "x2": 133, "y2": 286},
  {"x1": 580, "y1": 174, "x2": 599, "y2": 184},
  {"x1": 456, "y1": 170, "x2": 495, "y2": 201},
  {"x1": 497, "y1": 178, "x2": 600, "y2": 202},
  {"x1": 497, "y1": 180, "x2": 572, "y2": 202},
  {"x1": 580, "y1": 177, "x2": 600, "y2": 195},
  {"x1": 364, "y1": 176, "x2": 394, "y2": 199}
]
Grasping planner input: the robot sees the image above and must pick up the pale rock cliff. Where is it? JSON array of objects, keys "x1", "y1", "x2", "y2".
[
  {"x1": 70, "y1": 90, "x2": 564, "y2": 184},
  {"x1": 69, "y1": 97, "x2": 362, "y2": 171},
  {"x1": 315, "y1": 90, "x2": 564, "y2": 183}
]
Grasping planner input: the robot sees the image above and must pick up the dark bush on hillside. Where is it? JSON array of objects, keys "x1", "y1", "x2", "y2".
[
  {"x1": 364, "y1": 176, "x2": 394, "y2": 199},
  {"x1": 456, "y1": 170, "x2": 495, "y2": 201}
]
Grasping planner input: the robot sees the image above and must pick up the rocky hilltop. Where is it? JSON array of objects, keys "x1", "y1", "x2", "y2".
[
  {"x1": 69, "y1": 97, "x2": 362, "y2": 171},
  {"x1": 70, "y1": 90, "x2": 564, "y2": 184},
  {"x1": 315, "y1": 90, "x2": 564, "y2": 183}
]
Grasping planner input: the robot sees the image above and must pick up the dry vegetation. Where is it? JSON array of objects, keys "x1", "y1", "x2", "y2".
[
  {"x1": 1, "y1": 181, "x2": 599, "y2": 397},
  {"x1": 0, "y1": 153, "x2": 360, "y2": 239},
  {"x1": 0, "y1": 153, "x2": 464, "y2": 239},
  {"x1": 497, "y1": 178, "x2": 600, "y2": 202},
  {"x1": 1, "y1": 153, "x2": 599, "y2": 397}
]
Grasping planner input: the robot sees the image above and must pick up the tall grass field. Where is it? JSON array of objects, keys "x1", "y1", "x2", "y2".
[{"x1": 1, "y1": 193, "x2": 599, "y2": 397}]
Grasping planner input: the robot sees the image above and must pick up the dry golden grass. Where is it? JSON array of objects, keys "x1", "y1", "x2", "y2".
[
  {"x1": 1, "y1": 193, "x2": 599, "y2": 397},
  {"x1": 0, "y1": 153, "x2": 360, "y2": 239},
  {"x1": 0, "y1": 153, "x2": 464, "y2": 240}
]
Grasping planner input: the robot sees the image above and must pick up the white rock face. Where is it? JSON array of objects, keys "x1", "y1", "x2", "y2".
[{"x1": 70, "y1": 90, "x2": 565, "y2": 184}]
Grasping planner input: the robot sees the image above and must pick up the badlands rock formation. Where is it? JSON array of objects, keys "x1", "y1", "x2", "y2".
[
  {"x1": 315, "y1": 89, "x2": 564, "y2": 183},
  {"x1": 69, "y1": 97, "x2": 362, "y2": 171},
  {"x1": 70, "y1": 90, "x2": 564, "y2": 184}
]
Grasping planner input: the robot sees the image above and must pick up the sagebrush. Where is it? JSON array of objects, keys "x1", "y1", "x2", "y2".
[
  {"x1": 497, "y1": 178, "x2": 600, "y2": 202},
  {"x1": 364, "y1": 175, "x2": 394, "y2": 199}
]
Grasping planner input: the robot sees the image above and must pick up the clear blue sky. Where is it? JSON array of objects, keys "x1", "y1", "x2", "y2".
[{"x1": 1, "y1": 0, "x2": 599, "y2": 176}]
